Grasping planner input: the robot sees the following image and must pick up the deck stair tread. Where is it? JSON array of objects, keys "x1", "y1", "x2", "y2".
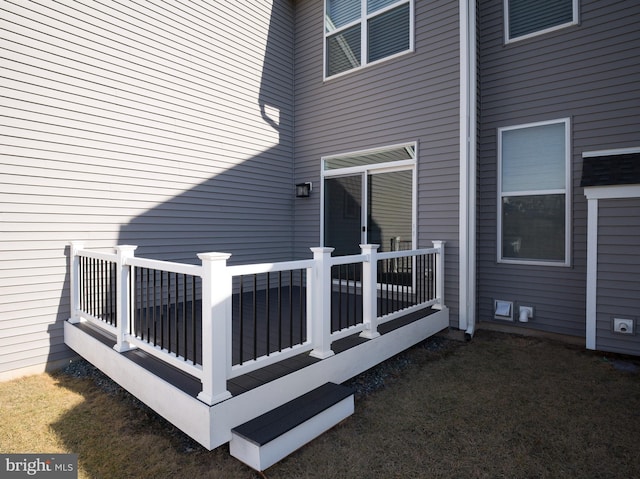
[
  {"x1": 232, "y1": 382, "x2": 353, "y2": 445},
  {"x1": 230, "y1": 382, "x2": 354, "y2": 470}
]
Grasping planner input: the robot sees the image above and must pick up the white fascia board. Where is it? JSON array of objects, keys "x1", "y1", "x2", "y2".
[{"x1": 582, "y1": 147, "x2": 640, "y2": 158}]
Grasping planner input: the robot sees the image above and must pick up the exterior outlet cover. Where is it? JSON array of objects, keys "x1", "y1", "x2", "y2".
[{"x1": 613, "y1": 318, "x2": 634, "y2": 335}]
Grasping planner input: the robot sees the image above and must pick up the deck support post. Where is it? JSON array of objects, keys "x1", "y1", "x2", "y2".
[
  {"x1": 68, "y1": 241, "x2": 85, "y2": 324},
  {"x1": 197, "y1": 252, "x2": 233, "y2": 406},
  {"x1": 432, "y1": 241, "x2": 446, "y2": 310},
  {"x1": 309, "y1": 247, "x2": 335, "y2": 359},
  {"x1": 360, "y1": 244, "x2": 381, "y2": 339},
  {"x1": 113, "y1": 245, "x2": 138, "y2": 353}
]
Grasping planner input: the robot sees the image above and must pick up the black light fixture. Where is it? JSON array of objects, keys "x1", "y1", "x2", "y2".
[{"x1": 295, "y1": 182, "x2": 312, "y2": 198}]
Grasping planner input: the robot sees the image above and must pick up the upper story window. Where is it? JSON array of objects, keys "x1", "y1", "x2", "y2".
[
  {"x1": 498, "y1": 119, "x2": 571, "y2": 266},
  {"x1": 505, "y1": 0, "x2": 578, "y2": 43},
  {"x1": 325, "y1": 0, "x2": 413, "y2": 79}
]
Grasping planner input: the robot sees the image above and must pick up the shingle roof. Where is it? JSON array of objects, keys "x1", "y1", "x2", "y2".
[{"x1": 580, "y1": 153, "x2": 640, "y2": 187}]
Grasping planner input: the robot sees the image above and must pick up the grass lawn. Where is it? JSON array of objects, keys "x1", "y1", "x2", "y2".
[{"x1": 1, "y1": 330, "x2": 639, "y2": 478}]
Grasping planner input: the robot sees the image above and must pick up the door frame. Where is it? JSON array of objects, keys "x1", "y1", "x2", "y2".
[{"x1": 320, "y1": 142, "x2": 418, "y2": 253}]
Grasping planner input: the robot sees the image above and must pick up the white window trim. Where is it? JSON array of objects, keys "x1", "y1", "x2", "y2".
[
  {"x1": 497, "y1": 118, "x2": 572, "y2": 266},
  {"x1": 504, "y1": 0, "x2": 579, "y2": 44},
  {"x1": 323, "y1": 0, "x2": 415, "y2": 81},
  {"x1": 320, "y1": 142, "x2": 417, "y2": 249}
]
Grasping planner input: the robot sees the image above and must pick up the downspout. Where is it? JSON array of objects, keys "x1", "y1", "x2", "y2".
[{"x1": 459, "y1": 0, "x2": 477, "y2": 340}]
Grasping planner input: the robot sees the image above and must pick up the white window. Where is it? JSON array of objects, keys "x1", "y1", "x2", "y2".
[
  {"x1": 325, "y1": 0, "x2": 414, "y2": 79},
  {"x1": 505, "y1": 0, "x2": 578, "y2": 43},
  {"x1": 498, "y1": 119, "x2": 571, "y2": 265}
]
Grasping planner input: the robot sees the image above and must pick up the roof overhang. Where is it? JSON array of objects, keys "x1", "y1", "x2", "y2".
[{"x1": 581, "y1": 148, "x2": 640, "y2": 188}]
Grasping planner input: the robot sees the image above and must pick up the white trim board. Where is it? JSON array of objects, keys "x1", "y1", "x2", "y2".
[
  {"x1": 584, "y1": 185, "x2": 640, "y2": 200},
  {"x1": 582, "y1": 147, "x2": 640, "y2": 158}
]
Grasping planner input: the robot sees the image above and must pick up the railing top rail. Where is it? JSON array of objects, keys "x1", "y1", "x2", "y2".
[
  {"x1": 329, "y1": 253, "x2": 368, "y2": 266},
  {"x1": 126, "y1": 256, "x2": 202, "y2": 277},
  {"x1": 75, "y1": 244, "x2": 443, "y2": 275},
  {"x1": 77, "y1": 249, "x2": 118, "y2": 262},
  {"x1": 377, "y1": 247, "x2": 440, "y2": 260},
  {"x1": 228, "y1": 259, "x2": 315, "y2": 277}
]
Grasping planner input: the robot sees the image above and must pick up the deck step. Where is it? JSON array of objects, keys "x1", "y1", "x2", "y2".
[{"x1": 230, "y1": 382, "x2": 354, "y2": 471}]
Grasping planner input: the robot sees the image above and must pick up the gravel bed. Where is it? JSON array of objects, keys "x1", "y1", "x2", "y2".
[{"x1": 345, "y1": 334, "x2": 455, "y2": 397}]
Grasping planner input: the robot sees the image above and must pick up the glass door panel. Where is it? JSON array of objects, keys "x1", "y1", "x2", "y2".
[
  {"x1": 367, "y1": 170, "x2": 413, "y2": 252},
  {"x1": 324, "y1": 175, "x2": 363, "y2": 256}
]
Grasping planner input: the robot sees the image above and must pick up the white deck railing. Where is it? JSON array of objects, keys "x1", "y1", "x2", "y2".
[{"x1": 68, "y1": 241, "x2": 445, "y2": 406}]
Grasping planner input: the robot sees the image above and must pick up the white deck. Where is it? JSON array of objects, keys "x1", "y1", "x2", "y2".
[{"x1": 64, "y1": 307, "x2": 448, "y2": 450}]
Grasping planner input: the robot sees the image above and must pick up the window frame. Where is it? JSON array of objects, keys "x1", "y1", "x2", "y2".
[
  {"x1": 497, "y1": 118, "x2": 572, "y2": 266},
  {"x1": 504, "y1": 0, "x2": 579, "y2": 44},
  {"x1": 324, "y1": 0, "x2": 414, "y2": 80}
]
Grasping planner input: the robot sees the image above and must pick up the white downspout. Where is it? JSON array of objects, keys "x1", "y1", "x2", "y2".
[{"x1": 459, "y1": 0, "x2": 477, "y2": 340}]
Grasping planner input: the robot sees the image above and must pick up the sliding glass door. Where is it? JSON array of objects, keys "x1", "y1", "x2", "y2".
[{"x1": 322, "y1": 143, "x2": 416, "y2": 256}]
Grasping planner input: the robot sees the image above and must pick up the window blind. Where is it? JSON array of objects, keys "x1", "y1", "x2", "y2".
[
  {"x1": 327, "y1": 25, "x2": 362, "y2": 77},
  {"x1": 367, "y1": 0, "x2": 398, "y2": 14},
  {"x1": 502, "y1": 122, "x2": 566, "y2": 192},
  {"x1": 509, "y1": 0, "x2": 574, "y2": 39},
  {"x1": 368, "y1": 4, "x2": 410, "y2": 63},
  {"x1": 326, "y1": 0, "x2": 360, "y2": 32}
]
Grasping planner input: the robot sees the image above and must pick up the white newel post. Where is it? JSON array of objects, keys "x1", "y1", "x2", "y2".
[
  {"x1": 197, "y1": 252, "x2": 233, "y2": 406},
  {"x1": 432, "y1": 241, "x2": 446, "y2": 309},
  {"x1": 309, "y1": 247, "x2": 335, "y2": 359},
  {"x1": 68, "y1": 241, "x2": 84, "y2": 324},
  {"x1": 360, "y1": 244, "x2": 381, "y2": 339},
  {"x1": 114, "y1": 245, "x2": 137, "y2": 353}
]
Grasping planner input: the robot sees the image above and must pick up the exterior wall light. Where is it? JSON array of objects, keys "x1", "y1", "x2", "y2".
[{"x1": 296, "y1": 182, "x2": 312, "y2": 198}]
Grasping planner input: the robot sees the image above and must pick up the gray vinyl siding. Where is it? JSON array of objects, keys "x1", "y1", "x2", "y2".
[
  {"x1": 595, "y1": 198, "x2": 640, "y2": 356},
  {"x1": 293, "y1": 0, "x2": 461, "y2": 324},
  {"x1": 477, "y1": 0, "x2": 640, "y2": 337},
  {"x1": 0, "y1": 1, "x2": 295, "y2": 377}
]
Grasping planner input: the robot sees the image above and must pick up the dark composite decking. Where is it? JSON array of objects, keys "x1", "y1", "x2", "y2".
[{"x1": 72, "y1": 304, "x2": 436, "y2": 401}]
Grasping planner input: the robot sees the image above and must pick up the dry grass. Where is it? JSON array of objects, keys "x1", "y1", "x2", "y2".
[{"x1": 2, "y1": 330, "x2": 640, "y2": 478}]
